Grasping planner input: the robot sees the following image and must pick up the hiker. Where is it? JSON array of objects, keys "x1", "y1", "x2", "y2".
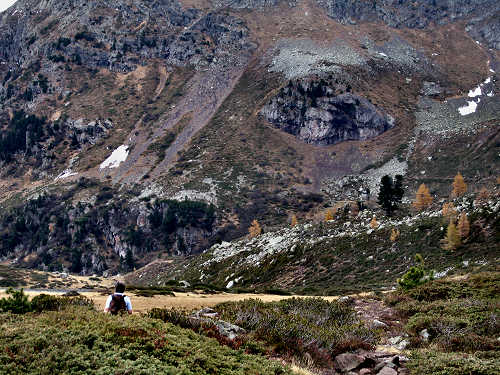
[{"x1": 104, "y1": 282, "x2": 133, "y2": 314}]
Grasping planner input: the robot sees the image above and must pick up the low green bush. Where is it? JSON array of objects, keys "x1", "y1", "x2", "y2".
[
  {"x1": 0, "y1": 306, "x2": 288, "y2": 374},
  {"x1": 31, "y1": 294, "x2": 94, "y2": 312},
  {"x1": 0, "y1": 289, "x2": 94, "y2": 314},
  {"x1": 0, "y1": 288, "x2": 31, "y2": 314},
  {"x1": 386, "y1": 272, "x2": 500, "y2": 374},
  {"x1": 407, "y1": 350, "x2": 500, "y2": 375},
  {"x1": 214, "y1": 298, "x2": 377, "y2": 366}
]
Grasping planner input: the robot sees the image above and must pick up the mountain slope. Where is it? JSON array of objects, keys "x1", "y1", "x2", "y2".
[{"x1": 0, "y1": 0, "x2": 499, "y2": 274}]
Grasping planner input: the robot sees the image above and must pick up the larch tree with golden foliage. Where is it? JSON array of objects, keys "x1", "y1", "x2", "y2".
[
  {"x1": 390, "y1": 228, "x2": 400, "y2": 242},
  {"x1": 370, "y1": 216, "x2": 379, "y2": 229},
  {"x1": 248, "y1": 219, "x2": 262, "y2": 238},
  {"x1": 442, "y1": 220, "x2": 461, "y2": 251},
  {"x1": 324, "y1": 209, "x2": 335, "y2": 222},
  {"x1": 457, "y1": 212, "x2": 470, "y2": 239},
  {"x1": 290, "y1": 214, "x2": 298, "y2": 227},
  {"x1": 452, "y1": 172, "x2": 467, "y2": 198},
  {"x1": 413, "y1": 183, "x2": 432, "y2": 210},
  {"x1": 442, "y1": 202, "x2": 457, "y2": 221}
]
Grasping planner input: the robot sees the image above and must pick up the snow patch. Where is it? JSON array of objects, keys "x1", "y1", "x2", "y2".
[
  {"x1": 458, "y1": 100, "x2": 478, "y2": 116},
  {"x1": 55, "y1": 169, "x2": 77, "y2": 181},
  {"x1": 468, "y1": 86, "x2": 482, "y2": 97},
  {"x1": 100, "y1": 145, "x2": 129, "y2": 169}
]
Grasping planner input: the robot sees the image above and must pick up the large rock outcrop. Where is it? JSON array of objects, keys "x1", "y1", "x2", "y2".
[{"x1": 260, "y1": 79, "x2": 394, "y2": 146}]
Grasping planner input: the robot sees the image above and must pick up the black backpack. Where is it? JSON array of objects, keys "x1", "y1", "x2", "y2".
[{"x1": 109, "y1": 294, "x2": 127, "y2": 315}]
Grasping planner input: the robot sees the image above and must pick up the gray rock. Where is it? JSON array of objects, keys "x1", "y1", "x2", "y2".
[
  {"x1": 388, "y1": 336, "x2": 402, "y2": 345},
  {"x1": 372, "y1": 319, "x2": 388, "y2": 328},
  {"x1": 261, "y1": 80, "x2": 394, "y2": 146},
  {"x1": 214, "y1": 320, "x2": 246, "y2": 340},
  {"x1": 335, "y1": 353, "x2": 365, "y2": 372},
  {"x1": 420, "y1": 328, "x2": 430, "y2": 342},
  {"x1": 421, "y1": 82, "x2": 443, "y2": 97},
  {"x1": 377, "y1": 367, "x2": 398, "y2": 375},
  {"x1": 395, "y1": 339, "x2": 409, "y2": 350}
]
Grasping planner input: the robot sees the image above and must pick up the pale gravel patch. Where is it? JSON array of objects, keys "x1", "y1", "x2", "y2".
[
  {"x1": 268, "y1": 39, "x2": 365, "y2": 79},
  {"x1": 363, "y1": 158, "x2": 408, "y2": 196}
]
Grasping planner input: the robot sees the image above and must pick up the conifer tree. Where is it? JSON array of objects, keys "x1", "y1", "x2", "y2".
[
  {"x1": 248, "y1": 219, "x2": 262, "y2": 238},
  {"x1": 413, "y1": 183, "x2": 432, "y2": 210},
  {"x1": 442, "y1": 202, "x2": 457, "y2": 220},
  {"x1": 442, "y1": 220, "x2": 461, "y2": 251},
  {"x1": 324, "y1": 209, "x2": 335, "y2": 222},
  {"x1": 390, "y1": 228, "x2": 400, "y2": 242},
  {"x1": 457, "y1": 212, "x2": 470, "y2": 239},
  {"x1": 452, "y1": 172, "x2": 467, "y2": 198},
  {"x1": 377, "y1": 175, "x2": 404, "y2": 216},
  {"x1": 124, "y1": 249, "x2": 135, "y2": 271}
]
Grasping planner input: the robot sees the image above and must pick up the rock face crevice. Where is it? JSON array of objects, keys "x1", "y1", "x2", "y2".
[{"x1": 260, "y1": 79, "x2": 394, "y2": 146}]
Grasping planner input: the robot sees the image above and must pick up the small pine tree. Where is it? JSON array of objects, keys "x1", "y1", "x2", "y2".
[
  {"x1": 290, "y1": 214, "x2": 298, "y2": 227},
  {"x1": 457, "y1": 212, "x2": 470, "y2": 239},
  {"x1": 249, "y1": 219, "x2": 262, "y2": 238},
  {"x1": 390, "y1": 228, "x2": 400, "y2": 242},
  {"x1": 398, "y1": 254, "x2": 431, "y2": 290},
  {"x1": 442, "y1": 220, "x2": 461, "y2": 251},
  {"x1": 370, "y1": 216, "x2": 379, "y2": 229},
  {"x1": 413, "y1": 183, "x2": 432, "y2": 210},
  {"x1": 324, "y1": 209, "x2": 335, "y2": 222},
  {"x1": 452, "y1": 172, "x2": 467, "y2": 198}
]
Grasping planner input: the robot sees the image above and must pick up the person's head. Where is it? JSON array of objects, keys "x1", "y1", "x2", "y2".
[{"x1": 115, "y1": 282, "x2": 126, "y2": 294}]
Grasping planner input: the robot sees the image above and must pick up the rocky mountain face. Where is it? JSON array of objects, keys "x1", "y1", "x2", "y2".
[
  {"x1": 0, "y1": 0, "x2": 499, "y2": 275},
  {"x1": 260, "y1": 78, "x2": 394, "y2": 145},
  {"x1": 0, "y1": 180, "x2": 219, "y2": 274}
]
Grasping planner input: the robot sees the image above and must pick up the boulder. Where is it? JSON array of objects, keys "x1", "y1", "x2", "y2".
[
  {"x1": 260, "y1": 81, "x2": 394, "y2": 146},
  {"x1": 372, "y1": 319, "x2": 388, "y2": 328},
  {"x1": 335, "y1": 353, "x2": 365, "y2": 373},
  {"x1": 377, "y1": 367, "x2": 398, "y2": 375},
  {"x1": 214, "y1": 320, "x2": 246, "y2": 340}
]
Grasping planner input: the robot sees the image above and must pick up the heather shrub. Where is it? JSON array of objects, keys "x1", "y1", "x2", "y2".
[
  {"x1": 387, "y1": 272, "x2": 500, "y2": 374},
  {"x1": 31, "y1": 294, "x2": 94, "y2": 312},
  {"x1": 0, "y1": 306, "x2": 288, "y2": 374},
  {"x1": 213, "y1": 297, "x2": 377, "y2": 365}
]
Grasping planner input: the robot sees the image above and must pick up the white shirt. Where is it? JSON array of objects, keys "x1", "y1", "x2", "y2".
[{"x1": 105, "y1": 293, "x2": 132, "y2": 311}]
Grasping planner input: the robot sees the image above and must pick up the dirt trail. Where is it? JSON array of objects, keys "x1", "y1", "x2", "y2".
[{"x1": 153, "y1": 66, "x2": 168, "y2": 101}]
